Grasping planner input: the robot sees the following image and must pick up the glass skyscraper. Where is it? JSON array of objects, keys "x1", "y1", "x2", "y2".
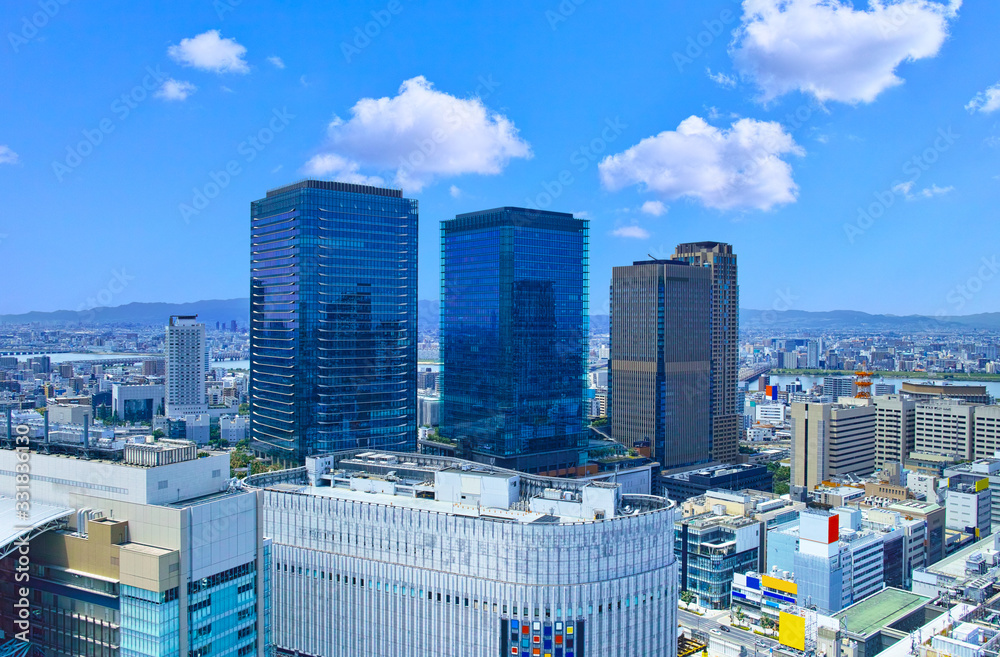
[
  {"x1": 440, "y1": 207, "x2": 588, "y2": 474},
  {"x1": 250, "y1": 180, "x2": 418, "y2": 462}
]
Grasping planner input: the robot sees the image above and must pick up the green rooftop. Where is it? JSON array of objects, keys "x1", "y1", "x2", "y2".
[{"x1": 834, "y1": 588, "x2": 930, "y2": 637}]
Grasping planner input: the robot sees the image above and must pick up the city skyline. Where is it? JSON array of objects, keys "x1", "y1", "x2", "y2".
[{"x1": 3, "y1": 1, "x2": 1000, "y2": 317}]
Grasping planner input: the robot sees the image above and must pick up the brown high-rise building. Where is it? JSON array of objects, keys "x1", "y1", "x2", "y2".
[
  {"x1": 609, "y1": 259, "x2": 712, "y2": 468},
  {"x1": 672, "y1": 242, "x2": 740, "y2": 464}
]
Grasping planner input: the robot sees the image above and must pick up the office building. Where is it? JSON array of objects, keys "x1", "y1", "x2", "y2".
[
  {"x1": 676, "y1": 510, "x2": 762, "y2": 609},
  {"x1": 914, "y1": 399, "x2": 976, "y2": 461},
  {"x1": 873, "y1": 395, "x2": 916, "y2": 469},
  {"x1": 250, "y1": 180, "x2": 418, "y2": 463},
  {"x1": 672, "y1": 242, "x2": 740, "y2": 464},
  {"x1": 165, "y1": 315, "x2": 207, "y2": 416},
  {"x1": 112, "y1": 383, "x2": 165, "y2": 423},
  {"x1": 901, "y1": 382, "x2": 991, "y2": 405},
  {"x1": 660, "y1": 463, "x2": 773, "y2": 502},
  {"x1": 974, "y1": 405, "x2": 1000, "y2": 459},
  {"x1": 0, "y1": 434, "x2": 269, "y2": 657},
  {"x1": 220, "y1": 413, "x2": 249, "y2": 443},
  {"x1": 246, "y1": 450, "x2": 678, "y2": 656},
  {"x1": 943, "y1": 473, "x2": 992, "y2": 538},
  {"x1": 823, "y1": 376, "x2": 856, "y2": 402},
  {"x1": 609, "y1": 259, "x2": 711, "y2": 467},
  {"x1": 944, "y1": 458, "x2": 1000, "y2": 528},
  {"x1": 440, "y1": 207, "x2": 588, "y2": 473},
  {"x1": 142, "y1": 359, "x2": 166, "y2": 377},
  {"x1": 791, "y1": 401, "x2": 876, "y2": 492},
  {"x1": 888, "y1": 500, "x2": 946, "y2": 565},
  {"x1": 769, "y1": 510, "x2": 884, "y2": 615},
  {"x1": 755, "y1": 403, "x2": 787, "y2": 424}
]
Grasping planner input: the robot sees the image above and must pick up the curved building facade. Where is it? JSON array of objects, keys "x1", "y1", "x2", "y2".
[{"x1": 246, "y1": 451, "x2": 678, "y2": 656}]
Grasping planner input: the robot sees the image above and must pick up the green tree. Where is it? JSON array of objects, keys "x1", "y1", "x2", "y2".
[
  {"x1": 152, "y1": 429, "x2": 165, "y2": 439},
  {"x1": 680, "y1": 590, "x2": 695, "y2": 604},
  {"x1": 238, "y1": 403, "x2": 249, "y2": 416}
]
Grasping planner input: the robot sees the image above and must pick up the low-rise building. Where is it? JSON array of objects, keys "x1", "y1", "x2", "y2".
[{"x1": 661, "y1": 462, "x2": 774, "y2": 502}]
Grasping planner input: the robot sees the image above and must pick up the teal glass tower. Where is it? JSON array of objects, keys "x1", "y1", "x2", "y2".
[
  {"x1": 250, "y1": 180, "x2": 418, "y2": 462},
  {"x1": 440, "y1": 207, "x2": 589, "y2": 474}
]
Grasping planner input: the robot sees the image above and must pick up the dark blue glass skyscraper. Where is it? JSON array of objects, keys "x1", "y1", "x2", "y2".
[
  {"x1": 250, "y1": 180, "x2": 418, "y2": 463},
  {"x1": 440, "y1": 207, "x2": 588, "y2": 474}
]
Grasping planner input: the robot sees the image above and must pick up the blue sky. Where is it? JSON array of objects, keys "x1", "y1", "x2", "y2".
[{"x1": 1, "y1": 0, "x2": 998, "y2": 317}]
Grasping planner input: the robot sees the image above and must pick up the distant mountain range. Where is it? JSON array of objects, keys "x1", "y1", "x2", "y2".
[
  {"x1": 739, "y1": 309, "x2": 1000, "y2": 332},
  {"x1": 3, "y1": 298, "x2": 998, "y2": 333},
  {"x1": 0, "y1": 298, "x2": 250, "y2": 327}
]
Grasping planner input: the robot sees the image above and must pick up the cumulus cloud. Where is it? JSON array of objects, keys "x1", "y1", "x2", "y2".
[
  {"x1": 0, "y1": 145, "x2": 19, "y2": 165},
  {"x1": 966, "y1": 83, "x2": 1000, "y2": 114},
  {"x1": 304, "y1": 76, "x2": 531, "y2": 192},
  {"x1": 449, "y1": 185, "x2": 461, "y2": 198},
  {"x1": 267, "y1": 56, "x2": 285, "y2": 69},
  {"x1": 892, "y1": 180, "x2": 954, "y2": 200},
  {"x1": 732, "y1": 0, "x2": 961, "y2": 104},
  {"x1": 611, "y1": 225, "x2": 651, "y2": 239},
  {"x1": 641, "y1": 200, "x2": 667, "y2": 216},
  {"x1": 598, "y1": 115, "x2": 804, "y2": 211},
  {"x1": 155, "y1": 79, "x2": 197, "y2": 101},
  {"x1": 302, "y1": 154, "x2": 385, "y2": 187},
  {"x1": 707, "y1": 68, "x2": 737, "y2": 88},
  {"x1": 167, "y1": 30, "x2": 249, "y2": 74}
]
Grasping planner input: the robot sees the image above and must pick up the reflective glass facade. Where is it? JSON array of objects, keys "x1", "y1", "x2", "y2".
[
  {"x1": 250, "y1": 180, "x2": 418, "y2": 462},
  {"x1": 187, "y1": 560, "x2": 259, "y2": 657},
  {"x1": 120, "y1": 585, "x2": 179, "y2": 657},
  {"x1": 440, "y1": 207, "x2": 588, "y2": 473}
]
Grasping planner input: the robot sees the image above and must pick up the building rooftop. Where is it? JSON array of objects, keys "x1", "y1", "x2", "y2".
[
  {"x1": 834, "y1": 588, "x2": 930, "y2": 637},
  {"x1": 264, "y1": 179, "x2": 403, "y2": 199},
  {"x1": 246, "y1": 450, "x2": 672, "y2": 524},
  {"x1": 927, "y1": 533, "x2": 1000, "y2": 578}
]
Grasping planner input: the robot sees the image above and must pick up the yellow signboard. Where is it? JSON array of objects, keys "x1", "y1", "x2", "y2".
[
  {"x1": 762, "y1": 575, "x2": 798, "y2": 596},
  {"x1": 976, "y1": 478, "x2": 989, "y2": 492},
  {"x1": 779, "y1": 611, "x2": 806, "y2": 651}
]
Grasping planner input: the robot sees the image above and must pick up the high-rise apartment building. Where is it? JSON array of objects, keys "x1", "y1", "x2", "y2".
[
  {"x1": 165, "y1": 315, "x2": 207, "y2": 416},
  {"x1": 671, "y1": 242, "x2": 739, "y2": 464},
  {"x1": 823, "y1": 376, "x2": 856, "y2": 402},
  {"x1": 874, "y1": 395, "x2": 916, "y2": 469},
  {"x1": 914, "y1": 399, "x2": 975, "y2": 461},
  {"x1": 250, "y1": 180, "x2": 418, "y2": 463},
  {"x1": 440, "y1": 207, "x2": 588, "y2": 474},
  {"x1": 247, "y1": 450, "x2": 678, "y2": 657},
  {"x1": 0, "y1": 434, "x2": 269, "y2": 657},
  {"x1": 609, "y1": 259, "x2": 711, "y2": 467},
  {"x1": 791, "y1": 400, "x2": 876, "y2": 492}
]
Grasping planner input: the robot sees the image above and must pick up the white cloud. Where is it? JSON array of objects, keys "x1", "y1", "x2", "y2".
[
  {"x1": 302, "y1": 154, "x2": 385, "y2": 187},
  {"x1": 267, "y1": 56, "x2": 285, "y2": 69},
  {"x1": 640, "y1": 200, "x2": 667, "y2": 216},
  {"x1": 599, "y1": 115, "x2": 804, "y2": 211},
  {"x1": 449, "y1": 185, "x2": 461, "y2": 198},
  {"x1": 155, "y1": 79, "x2": 197, "y2": 101},
  {"x1": 732, "y1": 0, "x2": 960, "y2": 104},
  {"x1": 574, "y1": 210, "x2": 592, "y2": 220},
  {"x1": 305, "y1": 76, "x2": 532, "y2": 192},
  {"x1": 167, "y1": 30, "x2": 249, "y2": 74},
  {"x1": 966, "y1": 82, "x2": 1000, "y2": 114},
  {"x1": 892, "y1": 180, "x2": 954, "y2": 200},
  {"x1": 0, "y1": 145, "x2": 19, "y2": 165},
  {"x1": 611, "y1": 225, "x2": 651, "y2": 239},
  {"x1": 707, "y1": 68, "x2": 737, "y2": 88}
]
